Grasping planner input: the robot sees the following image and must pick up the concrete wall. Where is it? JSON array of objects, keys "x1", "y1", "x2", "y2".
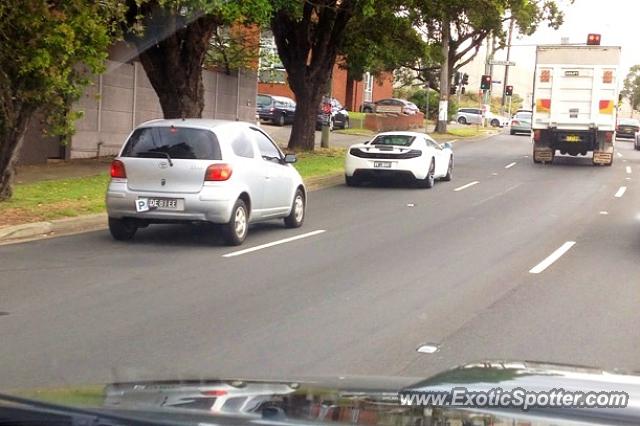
[{"x1": 70, "y1": 60, "x2": 258, "y2": 159}]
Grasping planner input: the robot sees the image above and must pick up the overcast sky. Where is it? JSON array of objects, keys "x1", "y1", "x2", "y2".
[{"x1": 467, "y1": 0, "x2": 637, "y2": 96}]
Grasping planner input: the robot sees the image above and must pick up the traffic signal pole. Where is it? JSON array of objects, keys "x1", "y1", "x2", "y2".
[{"x1": 501, "y1": 18, "x2": 515, "y2": 113}]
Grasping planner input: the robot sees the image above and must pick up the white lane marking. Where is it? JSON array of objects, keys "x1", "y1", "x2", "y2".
[
  {"x1": 223, "y1": 230, "x2": 326, "y2": 258},
  {"x1": 600, "y1": 211, "x2": 609, "y2": 215},
  {"x1": 491, "y1": 172, "x2": 499, "y2": 176},
  {"x1": 505, "y1": 162, "x2": 517, "y2": 169},
  {"x1": 524, "y1": 155, "x2": 529, "y2": 158},
  {"x1": 626, "y1": 166, "x2": 632, "y2": 174},
  {"x1": 626, "y1": 177, "x2": 632, "y2": 181},
  {"x1": 623, "y1": 159, "x2": 628, "y2": 163},
  {"x1": 529, "y1": 241, "x2": 576, "y2": 274},
  {"x1": 617, "y1": 152, "x2": 623, "y2": 158},
  {"x1": 615, "y1": 186, "x2": 627, "y2": 198},
  {"x1": 454, "y1": 181, "x2": 479, "y2": 192}
]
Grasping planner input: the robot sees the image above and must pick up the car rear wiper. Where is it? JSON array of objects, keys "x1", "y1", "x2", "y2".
[{"x1": 137, "y1": 151, "x2": 174, "y2": 167}]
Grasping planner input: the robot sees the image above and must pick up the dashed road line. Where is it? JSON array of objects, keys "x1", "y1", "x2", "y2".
[
  {"x1": 615, "y1": 186, "x2": 627, "y2": 198},
  {"x1": 454, "y1": 181, "x2": 479, "y2": 192},
  {"x1": 529, "y1": 241, "x2": 576, "y2": 274},
  {"x1": 626, "y1": 166, "x2": 632, "y2": 174},
  {"x1": 505, "y1": 162, "x2": 517, "y2": 169},
  {"x1": 223, "y1": 230, "x2": 327, "y2": 258}
]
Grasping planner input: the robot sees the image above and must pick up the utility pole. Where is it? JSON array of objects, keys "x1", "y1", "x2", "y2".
[{"x1": 501, "y1": 17, "x2": 515, "y2": 114}]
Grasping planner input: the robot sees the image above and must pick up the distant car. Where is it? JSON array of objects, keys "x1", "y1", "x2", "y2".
[
  {"x1": 509, "y1": 111, "x2": 532, "y2": 135},
  {"x1": 106, "y1": 119, "x2": 306, "y2": 246},
  {"x1": 256, "y1": 94, "x2": 296, "y2": 126},
  {"x1": 316, "y1": 97, "x2": 350, "y2": 130},
  {"x1": 344, "y1": 131, "x2": 453, "y2": 188},
  {"x1": 362, "y1": 98, "x2": 419, "y2": 115},
  {"x1": 455, "y1": 108, "x2": 507, "y2": 127},
  {"x1": 616, "y1": 117, "x2": 640, "y2": 140}
]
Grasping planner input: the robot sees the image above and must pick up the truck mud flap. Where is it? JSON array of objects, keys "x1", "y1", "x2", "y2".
[
  {"x1": 593, "y1": 151, "x2": 613, "y2": 165},
  {"x1": 533, "y1": 148, "x2": 554, "y2": 163}
]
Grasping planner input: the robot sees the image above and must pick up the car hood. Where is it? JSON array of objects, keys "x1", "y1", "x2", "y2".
[{"x1": 8, "y1": 361, "x2": 640, "y2": 425}]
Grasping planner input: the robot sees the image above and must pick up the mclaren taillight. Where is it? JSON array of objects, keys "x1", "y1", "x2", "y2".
[
  {"x1": 110, "y1": 160, "x2": 126, "y2": 179},
  {"x1": 205, "y1": 163, "x2": 233, "y2": 181}
]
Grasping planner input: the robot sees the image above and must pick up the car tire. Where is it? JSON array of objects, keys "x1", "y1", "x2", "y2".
[
  {"x1": 276, "y1": 114, "x2": 285, "y2": 126},
  {"x1": 363, "y1": 107, "x2": 373, "y2": 113},
  {"x1": 222, "y1": 199, "x2": 248, "y2": 246},
  {"x1": 442, "y1": 156, "x2": 453, "y2": 181},
  {"x1": 108, "y1": 217, "x2": 137, "y2": 241},
  {"x1": 342, "y1": 118, "x2": 350, "y2": 129},
  {"x1": 491, "y1": 119, "x2": 500, "y2": 127},
  {"x1": 458, "y1": 117, "x2": 467, "y2": 125},
  {"x1": 416, "y1": 159, "x2": 435, "y2": 189},
  {"x1": 284, "y1": 189, "x2": 305, "y2": 228},
  {"x1": 345, "y1": 174, "x2": 360, "y2": 187},
  {"x1": 510, "y1": 130, "x2": 516, "y2": 135}
]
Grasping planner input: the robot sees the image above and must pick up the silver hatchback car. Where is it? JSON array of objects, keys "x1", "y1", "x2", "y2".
[{"x1": 106, "y1": 119, "x2": 306, "y2": 245}]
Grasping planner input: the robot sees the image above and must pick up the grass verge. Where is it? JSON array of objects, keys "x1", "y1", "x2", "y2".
[
  {"x1": 334, "y1": 127, "x2": 374, "y2": 137},
  {"x1": 446, "y1": 127, "x2": 495, "y2": 138},
  {"x1": 0, "y1": 150, "x2": 346, "y2": 227}
]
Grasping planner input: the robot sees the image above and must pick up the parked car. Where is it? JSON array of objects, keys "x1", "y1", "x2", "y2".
[
  {"x1": 344, "y1": 131, "x2": 453, "y2": 188},
  {"x1": 616, "y1": 117, "x2": 640, "y2": 140},
  {"x1": 106, "y1": 119, "x2": 306, "y2": 246},
  {"x1": 509, "y1": 111, "x2": 532, "y2": 135},
  {"x1": 256, "y1": 94, "x2": 296, "y2": 126},
  {"x1": 455, "y1": 108, "x2": 508, "y2": 127},
  {"x1": 316, "y1": 97, "x2": 350, "y2": 130},
  {"x1": 361, "y1": 98, "x2": 419, "y2": 115}
]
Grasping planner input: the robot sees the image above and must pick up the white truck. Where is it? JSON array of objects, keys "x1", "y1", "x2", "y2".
[{"x1": 531, "y1": 44, "x2": 621, "y2": 165}]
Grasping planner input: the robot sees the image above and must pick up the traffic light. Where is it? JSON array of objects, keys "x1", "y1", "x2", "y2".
[
  {"x1": 450, "y1": 86, "x2": 457, "y2": 95},
  {"x1": 587, "y1": 33, "x2": 601, "y2": 45},
  {"x1": 480, "y1": 74, "x2": 491, "y2": 90},
  {"x1": 462, "y1": 73, "x2": 469, "y2": 85},
  {"x1": 454, "y1": 72, "x2": 461, "y2": 86},
  {"x1": 461, "y1": 86, "x2": 466, "y2": 94},
  {"x1": 505, "y1": 85, "x2": 513, "y2": 96}
]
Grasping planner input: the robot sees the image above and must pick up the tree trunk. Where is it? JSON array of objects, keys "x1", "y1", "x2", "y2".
[
  {"x1": 271, "y1": 3, "x2": 353, "y2": 151},
  {"x1": 288, "y1": 79, "x2": 326, "y2": 151},
  {"x1": 435, "y1": 20, "x2": 450, "y2": 134},
  {"x1": 0, "y1": 109, "x2": 31, "y2": 201},
  {"x1": 129, "y1": 5, "x2": 218, "y2": 119}
]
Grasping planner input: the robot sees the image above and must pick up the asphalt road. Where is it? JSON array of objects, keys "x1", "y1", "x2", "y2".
[{"x1": 2, "y1": 132, "x2": 640, "y2": 390}]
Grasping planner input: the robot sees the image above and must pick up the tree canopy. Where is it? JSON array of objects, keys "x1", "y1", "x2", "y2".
[{"x1": 0, "y1": 0, "x2": 119, "y2": 200}]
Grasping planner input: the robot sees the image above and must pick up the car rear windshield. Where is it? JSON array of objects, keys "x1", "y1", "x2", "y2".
[
  {"x1": 370, "y1": 135, "x2": 415, "y2": 146},
  {"x1": 121, "y1": 127, "x2": 222, "y2": 160},
  {"x1": 256, "y1": 95, "x2": 272, "y2": 107}
]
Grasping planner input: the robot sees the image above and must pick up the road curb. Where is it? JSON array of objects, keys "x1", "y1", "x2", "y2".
[{"x1": 0, "y1": 175, "x2": 345, "y2": 246}]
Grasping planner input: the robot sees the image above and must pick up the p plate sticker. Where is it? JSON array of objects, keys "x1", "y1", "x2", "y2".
[{"x1": 136, "y1": 198, "x2": 150, "y2": 213}]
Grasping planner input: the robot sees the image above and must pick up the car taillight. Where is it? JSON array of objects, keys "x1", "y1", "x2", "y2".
[
  {"x1": 270, "y1": 107, "x2": 275, "y2": 112},
  {"x1": 533, "y1": 130, "x2": 541, "y2": 142},
  {"x1": 110, "y1": 160, "x2": 126, "y2": 178},
  {"x1": 512, "y1": 120, "x2": 520, "y2": 126},
  {"x1": 205, "y1": 163, "x2": 233, "y2": 181}
]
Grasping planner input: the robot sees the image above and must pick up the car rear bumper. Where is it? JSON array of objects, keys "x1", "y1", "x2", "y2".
[
  {"x1": 258, "y1": 111, "x2": 276, "y2": 120},
  {"x1": 345, "y1": 155, "x2": 426, "y2": 179},
  {"x1": 615, "y1": 132, "x2": 635, "y2": 139},
  {"x1": 106, "y1": 181, "x2": 236, "y2": 224},
  {"x1": 511, "y1": 126, "x2": 532, "y2": 133}
]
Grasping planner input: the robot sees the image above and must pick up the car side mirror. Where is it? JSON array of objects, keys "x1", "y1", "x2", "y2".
[
  {"x1": 284, "y1": 154, "x2": 297, "y2": 164},
  {"x1": 443, "y1": 142, "x2": 453, "y2": 150}
]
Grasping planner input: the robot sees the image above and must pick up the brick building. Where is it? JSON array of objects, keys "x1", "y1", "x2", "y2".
[{"x1": 258, "y1": 64, "x2": 393, "y2": 112}]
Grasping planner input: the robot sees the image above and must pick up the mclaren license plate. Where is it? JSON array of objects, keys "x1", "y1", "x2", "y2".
[{"x1": 374, "y1": 161, "x2": 392, "y2": 168}]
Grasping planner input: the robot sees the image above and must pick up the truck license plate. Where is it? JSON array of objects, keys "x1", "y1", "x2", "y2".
[{"x1": 566, "y1": 135, "x2": 580, "y2": 142}]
